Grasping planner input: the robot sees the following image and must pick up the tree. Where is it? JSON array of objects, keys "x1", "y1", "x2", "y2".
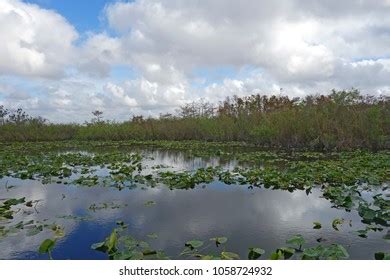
[
  {"x1": 131, "y1": 115, "x2": 144, "y2": 123},
  {"x1": 8, "y1": 108, "x2": 30, "y2": 124},
  {"x1": 178, "y1": 99, "x2": 215, "y2": 118},
  {"x1": 91, "y1": 110, "x2": 104, "y2": 123}
]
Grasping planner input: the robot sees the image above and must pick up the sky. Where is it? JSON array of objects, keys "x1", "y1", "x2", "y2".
[{"x1": 0, "y1": 0, "x2": 389, "y2": 123}]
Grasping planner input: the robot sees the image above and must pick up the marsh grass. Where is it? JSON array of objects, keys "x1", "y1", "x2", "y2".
[{"x1": 0, "y1": 90, "x2": 388, "y2": 150}]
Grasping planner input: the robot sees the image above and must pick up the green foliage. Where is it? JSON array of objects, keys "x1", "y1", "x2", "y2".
[
  {"x1": 270, "y1": 235, "x2": 350, "y2": 260},
  {"x1": 38, "y1": 239, "x2": 56, "y2": 260},
  {"x1": 0, "y1": 137, "x2": 388, "y2": 260},
  {"x1": 374, "y1": 252, "x2": 390, "y2": 260},
  {"x1": 221, "y1": 251, "x2": 240, "y2": 260},
  {"x1": 286, "y1": 235, "x2": 305, "y2": 250},
  {"x1": 0, "y1": 197, "x2": 25, "y2": 220},
  {"x1": 0, "y1": 91, "x2": 388, "y2": 150},
  {"x1": 270, "y1": 247, "x2": 295, "y2": 260},
  {"x1": 210, "y1": 237, "x2": 228, "y2": 247},
  {"x1": 248, "y1": 247, "x2": 265, "y2": 260},
  {"x1": 332, "y1": 218, "x2": 344, "y2": 231},
  {"x1": 91, "y1": 225, "x2": 168, "y2": 260},
  {"x1": 302, "y1": 244, "x2": 349, "y2": 260},
  {"x1": 313, "y1": 222, "x2": 322, "y2": 229},
  {"x1": 144, "y1": 200, "x2": 156, "y2": 207},
  {"x1": 185, "y1": 240, "x2": 204, "y2": 249}
]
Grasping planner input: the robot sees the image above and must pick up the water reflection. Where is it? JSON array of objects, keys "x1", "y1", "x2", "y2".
[{"x1": 0, "y1": 149, "x2": 387, "y2": 260}]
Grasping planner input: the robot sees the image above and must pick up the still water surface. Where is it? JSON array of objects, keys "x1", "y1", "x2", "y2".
[{"x1": 0, "y1": 149, "x2": 387, "y2": 259}]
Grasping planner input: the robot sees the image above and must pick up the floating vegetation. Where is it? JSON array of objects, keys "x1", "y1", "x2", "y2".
[
  {"x1": 332, "y1": 218, "x2": 344, "y2": 231},
  {"x1": 210, "y1": 237, "x2": 228, "y2": 247},
  {"x1": 313, "y1": 222, "x2": 322, "y2": 229},
  {"x1": 248, "y1": 247, "x2": 265, "y2": 260},
  {"x1": 355, "y1": 225, "x2": 384, "y2": 239},
  {"x1": 89, "y1": 202, "x2": 128, "y2": 211},
  {"x1": 144, "y1": 200, "x2": 156, "y2": 207},
  {"x1": 301, "y1": 244, "x2": 349, "y2": 260},
  {"x1": 56, "y1": 214, "x2": 92, "y2": 221},
  {"x1": 0, "y1": 197, "x2": 25, "y2": 220},
  {"x1": 91, "y1": 225, "x2": 169, "y2": 260},
  {"x1": 374, "y1": 252, "x2": 390, "y2": 260},
  {"x1": 38, "y1": 239, "x2": 56, "y2": 260},
  {"x1": 90, "y1": 226, "x2": 357, "y2": 260},
  {"x1": 286, "y1": 235, "x2": 305, "y2": 251},
  {"x1": 0, "y1": 141, "x2": 388, "y2": 259},
  {"x1": 1, "y1": 142, "x2": 389, "y2": 189},
  {"x1": 270, "y1": 236, "x2": 350, "y2": 260}
]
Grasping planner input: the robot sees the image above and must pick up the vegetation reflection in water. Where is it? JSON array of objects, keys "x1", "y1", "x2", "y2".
[{"x1": 0, "y1": 141, "x2": 389, "y2": 260}]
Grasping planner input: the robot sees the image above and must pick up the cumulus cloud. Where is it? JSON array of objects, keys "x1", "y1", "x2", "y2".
[
  {"x1": 0, "y1": 0, "x2": 78, "y2": 78},
  {"x1": 77, "y1": 33, "x2": 123, "y2": 78},
  {"x1": 104, "y1": 78, "x2": 188, "y2": 109},
  {"x1": 101, "y1": 0, "x2": 390, "y2": 83},
  {"x1": 0, "y1": 0, "x2": 389, "y2": 122}
]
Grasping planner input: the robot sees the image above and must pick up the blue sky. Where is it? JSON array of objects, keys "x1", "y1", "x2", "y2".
[
  {"x1": 27, "y1": 0, "x2": 112, "y2": 33},
  {"x1": 0, "y1": 0, "x2": 389, "y2": 122}
]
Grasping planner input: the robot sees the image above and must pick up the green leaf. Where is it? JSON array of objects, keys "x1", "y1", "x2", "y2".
[
  {"x1": 91, "y1": 229, "x2": 117, "y2": 254},
  {"x1": 313, "y1": 222, "x2": 322, "y2": 229},
  {"x1": 185, "y1": 240, "x2": 204, "y2": 249},
  {"x1": 356, "y1": 229, "x2": 368, "y2": 238},
  {"x1": 199, "y1": 254, "x2": 220, "y2": 260},
  {"x1": 375, "y1": 252, "x2": 385, "y2": 260},
  {"x1": 4, "y1": 197, "x2": 26, "y2": 206},
  {"x1": 221, "y1": 251, "x2": 240, "y2": 260},
  {"x1": 210, "y1": 236, "x2": 228, "y2": 246},
  {"x1": 270, "y1": 250, "x2": 284, "y2": 260},
  {"x1": 302, "y1": 246, "x2": 323, "y2": 259},
  {"x1": 327, "y1": 244, "x2": 349, "y2": 259},
  {"x1": 374, "y1": 252, "x2": 390, "y2": 260},
  {"x1": 38, "y1": 239, "x2": 56, "y2": 254},
  {"x1": 248, "y1": 247, "x2": 265, "y2": 260},
  {"x1": 363, "y1": 209, "x2": 376, "y2": 221},
  {"x1": 286, "y1": 235, "x2": 305, "y2": 249},
  {"x1": 107, "y1": 230, "x2": 117, "y2": 252},
  {"x1": 332, "y1": 218, "x2": 343, "y2": 231},
  {"x1": 279, "y1": 247, "x2": 295, "y2": 259}
]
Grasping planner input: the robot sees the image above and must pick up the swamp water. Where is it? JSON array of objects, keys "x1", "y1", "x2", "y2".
[{"x1": 0, "y1": 147, "x2": 388, "y2": 259}]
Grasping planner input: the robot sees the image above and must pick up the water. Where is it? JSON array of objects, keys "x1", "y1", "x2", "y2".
[{"x1": 0, "y1": 149, "x2": 388, "y2": 259}]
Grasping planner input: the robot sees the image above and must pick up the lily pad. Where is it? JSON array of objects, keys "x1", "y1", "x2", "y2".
[
  {"x1": 185, "y1": 240, "x2": 204, "y2": 250},
  {"x1": 210, "y1": 236, "x2": 227, "y2": 246},
  {"x1": 313, "y1": 222, "x2": 322, "y2": 229},
  {"x1": 221, "y1": 251, "x2": 240, "y2": 260},
  {"x1": 248, "y1": 247, "x2": 265, "y2": 260}
]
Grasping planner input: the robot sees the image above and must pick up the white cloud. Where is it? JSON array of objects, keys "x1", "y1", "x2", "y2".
[
  {"x1": 77, "y1": 33, "x2": 122, "y2": 78},
  {"x1": 104, "y1": 77, "x2": 188, "y2": 109},
  {"x1": 104, "y1": 82, "x2": 138, "y2": 107},
  {"x1": 0, "y1": 0, "x2": 78, "y2": 78},
  {"x1": 102, "y1": 0, "x2": 390, "y2": 77},
  {"x1": 0, "y1": 0, "x2": 389, "y2": 122}
]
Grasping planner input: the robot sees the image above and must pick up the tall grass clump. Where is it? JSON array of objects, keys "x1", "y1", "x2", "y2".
[{"x1": 0, "y1": 89, "x2": 388, "y2": 150}]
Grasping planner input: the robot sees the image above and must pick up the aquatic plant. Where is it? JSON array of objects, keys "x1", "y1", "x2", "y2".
[{"x1": 0, "y1": 140, "x2": 388, "y2": 260}]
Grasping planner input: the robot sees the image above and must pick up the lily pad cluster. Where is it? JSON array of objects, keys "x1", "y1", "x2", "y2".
[{"x1": 0, "y1": 140, "x2": 388, "y2": 260}]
